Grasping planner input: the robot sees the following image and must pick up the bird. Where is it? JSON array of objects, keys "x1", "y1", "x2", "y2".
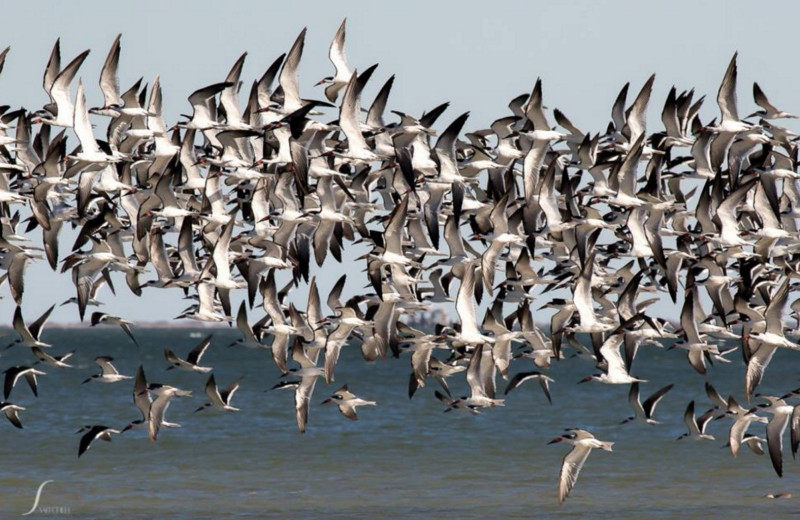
[
  {"x1": 579, "y1": 334, "x2": 646, "y2": 384},
  {"x1": 6, "y1": 305, "x2": 55, "y2": 349},
  {"x1": 677, "y1": 400, "x2": 716, "y2": 441},
  {"x1": 321, "y1": 384, "x2": 376, "y2": 420},
  {"x1": 164, "y1": 334, "x2": 213, "y2": 373},
  {"x1": 90, "y1": 312, "x2": 138, "y2": 345},
  {"x1": 549, "y1": 428, "x2": 614, "y2": 505},
  {"x1": 77, "y1": 425, "x2": 120, "y2": 458},
  {"x1": 147, "y1": 383, "x2": 192, "y2": 441},
  {"x1": 1, "y1": 401, "x2": 25, "y2": 428},
  {"x1": 621, "y1": 382, "x2": 673, "y2": 424},
  {"x1": 82, "y1": 356, "x2": 132, "y2": 384},
  {"x1": 316, "y1": 19, "x2": 352, "y2": 103},
  {"x1": 31, "y1": 346, "x2": 74, "y2": 368},
  {"x1": 3, "y1": 366, "x2": 46, "y2": 399},
  {"x1": 723, "y1": 395, "x2": 768, "y2": 457},
  {"x1": 758, "y1": 395, "x2": 800, "y2": 478},
  {"x1": 748, "y1": 82, "x2": 797, "y2": 120},
  {"x1": 0, "y1": 28, "x2": 800, "y2": 504},
  {"x1": 504, "y1": 371, "x2": 554, "y2": 404},
  {"x1": 34, "y1": 46, "x2": 90, "y2": 128},
  {"x1": 195, "y1": 374, "x2": 241, "y2": 412},
  {"x1": 122, "y1": 366, "x2": 189, "y2": 440}
]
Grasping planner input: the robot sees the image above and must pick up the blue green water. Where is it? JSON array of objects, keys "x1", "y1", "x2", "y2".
[{"x1": 1, "y1": 328, "x2": 798, "y2": 518}]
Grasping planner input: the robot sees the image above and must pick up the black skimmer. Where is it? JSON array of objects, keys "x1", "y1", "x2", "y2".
[
  {"x1": 321, "y1": 385, "x2": 376, "y2": 420},
  {"x1": 7, "y1": 305, "x2": 55, "y2": 349},
  {"x1": 549, "y1": 428, "x2": 614, "y2": 505},
  {"x1": 621, "y1": 382, "x2": 673, "y2": 424},
  {"x1": 677, "y1": 400, "x2": 716, "y2": 441},
  {"x1": 3, "y1": 366, "x2": 46, "y2": 399},
  {"x1": 164, "y1": 334, "x2": 213, "y2": 373},
  {"x1": 0, "y1": 402, "x2": 24, "y2": 429},
  {"x1": 90, "y1": 312, "x2": 138, "y2": 345},
  {"x1": 77, "y1": 425, "x2": 120, "y2": 458},
  {"x1": 758, "y1": 395, "x2": 800, "y2": 477},
  {"x1": 195, "y1": 374, "x2": 241, "y2": 412},
  {"x1": 504, "y1": 371, "x2": 554, "y2": 404},
  {"x1": 82, "y1": 356, "x2": 132, "y2": 384}
]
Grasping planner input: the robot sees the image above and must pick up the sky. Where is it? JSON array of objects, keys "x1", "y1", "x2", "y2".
[{"x1": 1, "y1": 0, "x2": 799, "y2": 323}]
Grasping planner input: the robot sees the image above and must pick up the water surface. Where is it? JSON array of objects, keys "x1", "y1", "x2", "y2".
[{"x1": 1, "y1": 328, "x2": 798, "y2": 518}]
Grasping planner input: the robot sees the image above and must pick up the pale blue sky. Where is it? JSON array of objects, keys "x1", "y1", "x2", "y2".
[{"x1": 1, "y1": 1, "x2": 799, "y2": 323}]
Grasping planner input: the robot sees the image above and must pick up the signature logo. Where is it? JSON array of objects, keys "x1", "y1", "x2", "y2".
[
  {"x1": 22, "y1": 480, "x2": 69, "y2": 516},
  {"x1": 22, "y1": 480, "x2": 53, "y2": 516}
]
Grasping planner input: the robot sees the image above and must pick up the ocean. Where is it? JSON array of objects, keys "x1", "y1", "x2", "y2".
[{"x1": 1, "y1": 327, "x2": 798, "y2": 518}]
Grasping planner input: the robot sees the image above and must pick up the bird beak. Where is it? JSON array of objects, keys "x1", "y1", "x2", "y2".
[{"x1": 547, "y1": 437, "x2": 563, "y2": 445}]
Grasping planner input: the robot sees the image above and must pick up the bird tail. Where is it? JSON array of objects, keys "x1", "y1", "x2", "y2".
[{"x1": 600, "y1": 441, "x2": 614, "y2": 452}]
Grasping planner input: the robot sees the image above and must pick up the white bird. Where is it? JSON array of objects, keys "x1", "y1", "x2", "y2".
[{"x1": 549, "y1": 428, "x2": 614, "y2": 506}]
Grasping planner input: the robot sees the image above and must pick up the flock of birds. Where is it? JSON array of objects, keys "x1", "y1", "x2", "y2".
[{"x1": 1, "y1": 20, "x2": 800, "y2": 505}]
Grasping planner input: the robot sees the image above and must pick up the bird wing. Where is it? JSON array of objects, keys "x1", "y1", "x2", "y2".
[
  {"x1": 339, "y1": 71, "x2": 370, "y2": 155},
  {"x1": 455, "y1": 262, "x2": 481, "y2": 340},
  {"x1": 29, "y1": 304, "x2": 56, "y2": 342},
  {"x1": 767, "y1": 412, "x2": 790, "y2": 477},
  {"x1": 642, "y1": 384, "x2": 674, "y2": 419},
  {"x1": 97, "y1": 357, "x2": 119, "y2": 376},
  {"x1": 559, "y1": 443, "x2": 592, "y2": 505},
  {"x1": 745, "y1": 343, "x2": 777, "y2": 399},
  {"x1": 187, "y1": 335, "x2": 213, "y2": 365},
  {"x1": 133, "y1": 365, "x2": 151, "y2": 420},
  {"x1": 278, "y1": 28, "x2": 306, "y2": 112},
  {"x1": 295, "y1": 375, "x2": 317, "y2": 434},
  {"x1": 764, "y1": 279, "x2": 789, "y2": 336},
  {"x1": 329, "y1": 19, "x2": 350, "y2": 81},
  {"x1": 98, "y1": 34, "x2": 122, "y2": 107},
  {"x1": 148, "y1": 392, "x2": 174, "y2": 441},
  {"x1": 717, "y1": 52, "x2": 739, "y2": 122}
]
